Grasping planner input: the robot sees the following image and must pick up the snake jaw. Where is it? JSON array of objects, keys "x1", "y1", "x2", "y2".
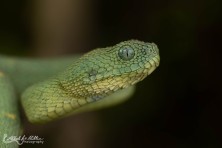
[{"x1": 61, "y1": 40, "x2": 160, "y2": 97}]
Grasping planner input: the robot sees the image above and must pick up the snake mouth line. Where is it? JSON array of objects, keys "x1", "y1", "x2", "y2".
[
  {"x1": 130, "y1": 55, "x2": 160, "y2": 85},
  {"x1": 147, "y1": 56, "x2": 160, "y2": 74},
  {"x1": 152, "y1": 56, "x2": 160, "y2": 67}
]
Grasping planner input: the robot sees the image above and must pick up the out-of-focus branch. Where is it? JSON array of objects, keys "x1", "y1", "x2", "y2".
[{"x1": 31, "y1": 0, "x2": 95, "y2": 56}]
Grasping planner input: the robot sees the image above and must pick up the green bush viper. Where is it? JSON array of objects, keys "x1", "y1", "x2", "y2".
[{"x1": 0, "y1": 40, "x2": 160, "y2": 147}]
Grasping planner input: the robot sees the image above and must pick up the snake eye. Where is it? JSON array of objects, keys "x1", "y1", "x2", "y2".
[{"x1": 118, "y1": 46, "x2": 135, "y2": 60}]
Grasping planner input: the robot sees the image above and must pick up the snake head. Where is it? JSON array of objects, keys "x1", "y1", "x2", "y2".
[
  {"x1": 22, "y1": 40, "x2": 160, "y2": 123},
  {"x1": 60, "y1": 40, "x2": 160, "y2": 101}
]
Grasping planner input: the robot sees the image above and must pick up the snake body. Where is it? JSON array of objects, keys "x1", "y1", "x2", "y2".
[{"x1": 0, "y1": 40, "x2": 159, "y2": 146}]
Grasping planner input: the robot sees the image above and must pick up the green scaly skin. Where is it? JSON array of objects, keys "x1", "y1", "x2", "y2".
[
  {"x1": 0, "y1": 55, "x2": 79, "y2": 94},
  {"x1": 0, "y1": 73, "x2": 21, "y2": 148},
  {"x1": 21, "y1": 40, "x2": 160, "y2": 123},
  {"x1": 0, "y1": 40, "x2": 160, "y2": 146},
  {"x1": 0, "y1": 56, "x2": 78, "y2": 148}
]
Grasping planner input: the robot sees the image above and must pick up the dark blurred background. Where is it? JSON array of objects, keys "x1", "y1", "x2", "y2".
[{"x1": 1, "y1": 0, "x2": 222, "y2": 148}]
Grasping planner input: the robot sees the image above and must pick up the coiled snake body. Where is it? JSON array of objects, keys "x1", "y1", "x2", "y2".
[{"x1": 0, "y1": 40, "x2": 159, "y2": 147}]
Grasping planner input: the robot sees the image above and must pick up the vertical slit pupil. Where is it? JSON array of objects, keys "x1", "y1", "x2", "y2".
[{"x1": 118, "y1": 46, "x2": 135, "y2": 60}]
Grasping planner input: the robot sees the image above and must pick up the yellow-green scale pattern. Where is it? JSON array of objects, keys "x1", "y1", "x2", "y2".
[{"x1": 21, "y1": 40, "x2": 160, "y2": 124}]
